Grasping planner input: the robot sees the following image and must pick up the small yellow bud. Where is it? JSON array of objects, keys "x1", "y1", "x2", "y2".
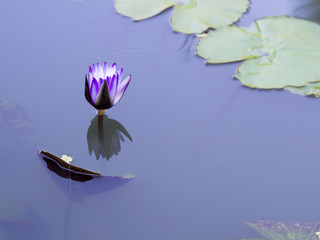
[{"x1": 61, "y1": 155, "x2": 73, "y2": 163}]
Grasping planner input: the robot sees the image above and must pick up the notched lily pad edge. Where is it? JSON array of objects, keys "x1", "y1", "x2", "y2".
[
  {"x1": 115, "y1": 0, "x2": 251, "y2": 34},
  {"x1": 197, "y1": 15, "x2": 320, "y2": 95},
  {"x1": 114, "y1": 0, "x2": 174, "y2": 21},
  {"x1": 235, "y1": 15, "x2": 320, "y2": 90},
  {"x1": 170, "y1": 0, "x2": 251, "y2": 34},
  {"x1": 196, "y1": 15, "x2": 307, "y2": 63},
  {"x1": 234, "y1": 66, "x2": 320, "y2": 94}
]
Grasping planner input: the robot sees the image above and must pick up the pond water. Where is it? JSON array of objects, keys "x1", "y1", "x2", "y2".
[{"x1": 1, "y1": 0, "x2": 320, "y2": 239}]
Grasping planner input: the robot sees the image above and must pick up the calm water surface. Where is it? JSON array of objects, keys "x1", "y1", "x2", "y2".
[{"x1": 1, "y1": 0, "x2": 320, "y2": 239}]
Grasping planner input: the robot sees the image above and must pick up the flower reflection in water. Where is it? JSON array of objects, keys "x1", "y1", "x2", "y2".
[{"x1": 87, "y1": 114, "x2": 132, "y2": 160}]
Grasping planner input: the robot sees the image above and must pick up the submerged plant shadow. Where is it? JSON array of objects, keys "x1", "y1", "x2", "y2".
[
  {"x1": 236, "y1": 218, "x2": 320, "y2": 240},
  {"x1": 39, "y1": 152, "x2": 134, "y2": 239},
  {"x1": 0, "y1": 197, "x2": 51, "y2": 240},
  {"x1": 294, "y1": 0, "x2": 320, "y2": 22},
  {"x1": 87, "y1": 114, "x2": 132, "y2": 160}
]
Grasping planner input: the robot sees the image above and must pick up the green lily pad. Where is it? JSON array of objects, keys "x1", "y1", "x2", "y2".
[
  {"x1": 285, "y1": 81, "x2": 320, "y2": 97},
  {"x1": 235, "y1": 239, "x2": 267, "y2": 240},
  {"x1": 245, "y1": 219, "x2": 320, "y2": 240},
  {"x1": 114, "y1": 0, "x2": 249, "y2": 34},
  {"x1": 197, "y1": 16, "x2": 320, "y2": 90}
]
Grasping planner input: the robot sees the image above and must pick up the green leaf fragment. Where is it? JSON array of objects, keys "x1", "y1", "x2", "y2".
[
  {"x1": 114, "y1": 0, "x2": 173, "y2": 21},
  {"x1": 170, "y1": 0, "x2": 249, "y2": 34},
  {"x1": 235, "y1": 239, "x2": 267, "y2": 240},
  {"x1": 197, "y1": 16, "x2": 320, "y2": 90},
  {"x1": 285, "y1": 81, "x2": 320, "y2": 97},
  {"x1": 114, "y1": 0, "x2": 249, "y2": 34},
  {"x1": 246, "y1": 219, "x2": 320, "y2": 240}
]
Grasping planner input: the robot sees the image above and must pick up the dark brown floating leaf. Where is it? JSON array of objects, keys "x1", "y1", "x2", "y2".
[{"x1": 40, "y1": 150, "x2": 101, "y2": 182}]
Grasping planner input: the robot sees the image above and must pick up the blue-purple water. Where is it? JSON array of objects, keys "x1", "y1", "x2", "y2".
[{"x1": 1, "y1": 0, "x2": 319, "y2": 239}]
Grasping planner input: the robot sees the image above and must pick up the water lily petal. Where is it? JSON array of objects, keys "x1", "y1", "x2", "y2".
[
  {"x1": 103, "y1": 62, "x2": 108, "y2": 78},
  {"x1": 86, "y1": 62, "x2": 131, "y2": 110},
  {"x1": 95, "y1": 62, "x2": 104, "y2": 80},
  {"x1": 90, "y1": 78, "x2": 100, "y2": 104},
  {"x1": 106, "y1": 63, "x2": 117, "y2": 77},
  {"x1": 85, "y1": 76, "x2": 96, "y2": 108},
  {"x1": 117, "y1": 68, "x2": 124, "y2": 82},
  {"x1": 87, "y1": 73, "x2": 93, "y2": 86},
  {"x1": 109, "y1": 74, "x2": 119, "y2": 103},
  {"x1": 113, "y1": 75, "x2": 131, "y2": 105},
  {"x1": 99, "y1": 78, "x2": 104, "y2": 88},
  {"x1": 106, "y1": 76, "x2": 110, "y2": 87}
]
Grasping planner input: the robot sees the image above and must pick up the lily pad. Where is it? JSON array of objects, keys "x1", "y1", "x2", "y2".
[
  {"x1": 114, "y1": 0, "x2": 249, "y2": 34},
  {"x1": 236, "y1": 239, "x2": 266, "y2": 240},
  {"x1": 197, "y1": 16, "x2": 320, "y2": 90},
  {"x1": 241, "y1": 219, "x2": 320, "y2": 240},
  {"x1": 285, "y1": 82, "x2": 320, "y2": 97}
]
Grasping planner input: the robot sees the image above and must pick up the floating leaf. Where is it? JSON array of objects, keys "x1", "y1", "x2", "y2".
[
  {"x1": 39, "y1": 152, "x2": 134, "y2": 200},
  {"x1": 241, "y1": 219, "x2": 320, "y2": 240},
  {"x1": 40, "y1": 151, "x2": 101, "y2": 182},
  {"x1": 114, "y1": 0, "x2": 249, "y2": 34},
  {"x1": 285, "y1": 82, "x2": 320, "y2": 97},
  {"x1": 235, "y1": 239, "x2": 266, "y2": 240},
  {"x1": 197, "y1": 16, "x2": 320, "y2": 90}
]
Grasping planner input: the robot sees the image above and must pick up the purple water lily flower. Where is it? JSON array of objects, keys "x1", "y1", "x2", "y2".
[{"x1": 85, "y1": 62, "x2": 131, "y2": 112}]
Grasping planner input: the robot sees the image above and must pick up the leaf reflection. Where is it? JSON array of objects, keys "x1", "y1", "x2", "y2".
[
  {"x1": 176, "y1": 34, "x2": 197, "y2": 58},
  {"x1": 237, "y1": 219, "x2": 320, "y2": 240},
  {"x1": 39, "y1": 151, "x2": 133, "y2": 200},
  {"x1": 0, "y1": 96, "x2": 36, "y2": 150},
  {"x1": 87, "y1": 114, "x2": 132, "y2": 160},
  {"x1": 294, "y1": 0, "x2": 320, "y2": 22}
]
